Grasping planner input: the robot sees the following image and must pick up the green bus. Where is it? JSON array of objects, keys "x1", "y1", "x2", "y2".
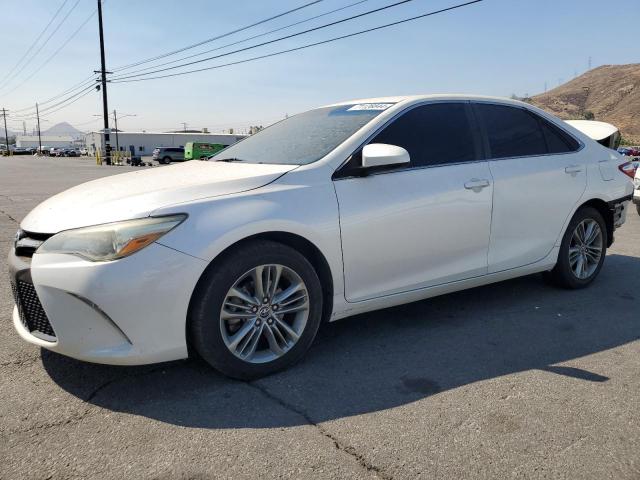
[{"x1": 184, "y1": 142, "x2": 226, "y2": 160}]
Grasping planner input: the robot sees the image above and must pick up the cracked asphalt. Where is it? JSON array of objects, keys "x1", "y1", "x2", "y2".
[{"x1": 1, "y1": 156, "x2": 639, "y2": 479}]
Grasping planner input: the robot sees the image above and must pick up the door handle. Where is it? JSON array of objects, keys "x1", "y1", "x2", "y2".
[
  {"x1": 565, "y1": 165, "x2": 583, "y2": 174},
  {"x1": 464, "y1": 179, "x2": 490, "y2": 191}
]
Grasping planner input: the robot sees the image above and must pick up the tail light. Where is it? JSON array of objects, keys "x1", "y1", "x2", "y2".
[{"x1": 618, "y1": 161, "x2": 637, "y2": 179}]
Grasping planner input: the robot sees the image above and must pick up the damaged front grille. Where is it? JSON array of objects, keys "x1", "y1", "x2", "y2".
[{"x1": 14, "y1": 229, "x2": 52, "y2": 258}]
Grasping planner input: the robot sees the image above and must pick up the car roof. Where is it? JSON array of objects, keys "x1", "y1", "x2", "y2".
[{"x1": 321, "y1": 94, "x2": 530, "y2": 108}]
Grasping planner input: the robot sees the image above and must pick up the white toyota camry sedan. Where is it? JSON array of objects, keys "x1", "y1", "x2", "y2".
[{"x1": 9, "y1": 95, "x2": 635, "y2": 379}]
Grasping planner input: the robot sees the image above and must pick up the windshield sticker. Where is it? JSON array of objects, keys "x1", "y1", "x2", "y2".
[{"x1": 347, "y1": 103, "x2": 394, "y2": 111}]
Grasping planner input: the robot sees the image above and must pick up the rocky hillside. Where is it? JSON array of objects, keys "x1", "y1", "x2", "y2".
[{"x1": 531, "y1": 63, "x2": 640, "y2": 143}]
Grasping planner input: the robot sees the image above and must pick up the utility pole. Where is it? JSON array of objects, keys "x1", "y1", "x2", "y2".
[
  {"x1": 1, "y1": 108, "x2": 9, "y2": 155},
  {"x1": 95, "y1": 111, "x2": 134, "y2": 156},
  {"x1": 96, "y1": 0, "x2": 111, "y2": 165},
  {"x1": 36, "y1": 103, "x2": 42, "y2": 154},
  {"x1": 113, "y1": 109, "x2": 119, "y2": 153},
  {"x1": 181, "y1": 122, "x2": 187, "y2": 132},
  {"x1": 22, "y1": 120, "x2": 26, "y2": 136}
]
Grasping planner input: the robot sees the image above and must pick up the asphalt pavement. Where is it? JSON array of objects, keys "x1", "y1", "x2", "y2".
[{"x1": 1, "y1": 155, "x2": 639, "y2": 479}]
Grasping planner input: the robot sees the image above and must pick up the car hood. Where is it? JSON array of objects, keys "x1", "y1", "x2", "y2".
[{"x1": 21, "y1": 161, "x2": 297, "y2": 233}]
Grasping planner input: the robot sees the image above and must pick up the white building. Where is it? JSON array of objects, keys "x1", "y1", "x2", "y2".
[
  {"x1": 84, "y1": 131, "x2": 246, "y2": 156},
  {"x1": 16, "y1": 135, "x2": 75, "y2": 148}
]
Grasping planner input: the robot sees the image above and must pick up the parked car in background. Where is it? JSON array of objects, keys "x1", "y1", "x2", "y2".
[
  {"x1": 617, "y1": 147, "x2": 630, "y2": 156},
  {"x1": 185, "y1": 142, "x2": 226, "y2": 160},
  {"x1": 8, "y1": 95, "x2": 635, "y2": 380},
  {"x1": 631, "y1": 161, "x2": 640, "y2": 215},
  {"x1": 49, "y1": 147, "x2": 65, "y2": 157},
  {"x1": 79, "y1": 147, "x2": 88, "y2": 156},
  {"x1": 63, "y1": 148, "x2": 78, "y2": 157},
  {"x1": 152, "y1": 147, "x2": 185, "y2": 164},
  {"x1": 12, "y1": 147, "x2": 30, "y2": 155},
  {"x1": 628, "y1": 147, "x2": 640, "y2": 157}
]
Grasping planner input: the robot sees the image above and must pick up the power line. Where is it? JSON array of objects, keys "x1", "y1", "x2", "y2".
[
  {"x1": 15, "y1": 84, "x2": 96, "y2": 119},
  {"x1": 11, "y1": 85, "x2": 95, "y2": 119},
  {"x1": 111, "y1": 0, "x2": 417, "y2": 81},
  {"x1": 0, "y1": 0, "x2": 70, "y2": 86},
  {"x1": 0, "y1": 0, "x2": 82, "y2": 93},
  {"x1": 116, "y1": 0, "x2": 372, "y2": 78},
  {"x1": 71, "y1": 117, "x2": 101, "y2": 127},
  {"x1": 11, "y1": 84, "x2": 96, "y2": 121},
  {"x1": 0, "y1": 7, "x2": 98, "y2": 99},
  {"x1": 38, "y1": 87, "x2": 96, "y2": 119},
  {"x1": 113, "y1": 0, "x2": 484, "y2": 84},
  {"x1": 112, "y1": 0, "x2": 324, "y2": 73},
  {"x1": 7, "y1": 1, "x2": 106, "y2": 111},
  {"x1": 10, "y1": 75, "x2": 96, "y2": 113}
]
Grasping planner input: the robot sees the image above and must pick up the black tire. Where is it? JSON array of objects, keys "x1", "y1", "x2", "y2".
[
  {"x1": 190, "y1": 240, "x2": 323, "y2": 380},
  {"x1": 162, "y1": 156, "x2": 171, "y2": 164},
  {"x1": 544, "y1": 206, "x2": 607, "y2": 289}
]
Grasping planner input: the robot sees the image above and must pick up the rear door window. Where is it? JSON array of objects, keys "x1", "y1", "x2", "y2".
[{"x1": 474, "y1": 103, "x2": 547, "y2": 159}]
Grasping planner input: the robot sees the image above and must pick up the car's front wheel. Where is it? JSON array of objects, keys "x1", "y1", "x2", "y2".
[
  {"x1": 545, "y1": 206, "x2": 607, "y2": 289},
  {"x1": 190, "y1": 240, "x2": 323, "y2": 380}
]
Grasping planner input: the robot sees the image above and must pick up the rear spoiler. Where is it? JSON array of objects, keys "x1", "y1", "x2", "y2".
[{"x1": 565, "y1": 120, "x2": 621, "y2": 150}]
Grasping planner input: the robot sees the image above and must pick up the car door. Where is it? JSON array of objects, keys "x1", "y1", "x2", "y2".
[
  {"x1": 333, "y1": 102, "x2": 494, "y2": 302},
  {"x1": 472, "y1": 102, "x2": 587, "y2": 273}
]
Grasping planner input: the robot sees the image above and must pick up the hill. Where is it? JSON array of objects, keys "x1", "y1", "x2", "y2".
[
  {"x1": 531, "y1": 63, "x2": 640, "y2": 143},
  {"x1": 42, "y1": 121, "x2": 84, "y2": 138}
]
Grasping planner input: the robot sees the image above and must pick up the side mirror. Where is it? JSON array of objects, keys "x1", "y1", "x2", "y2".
[{"x1": 362, "y1": 143, "x2": 410, "y2": 169}]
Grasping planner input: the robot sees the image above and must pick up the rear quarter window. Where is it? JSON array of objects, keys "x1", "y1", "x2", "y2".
[{"x1": 539, "y1": 118, "x2": 580, "y2": 153}]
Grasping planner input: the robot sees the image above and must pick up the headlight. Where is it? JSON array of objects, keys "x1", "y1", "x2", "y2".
[{"x1": 38, "y1": 215, "x2": 186, "y2": 261}]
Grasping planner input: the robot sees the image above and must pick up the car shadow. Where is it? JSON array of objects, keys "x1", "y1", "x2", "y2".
[{"x1": 42, "y1": 253, "x2": 640, "y2": 429}]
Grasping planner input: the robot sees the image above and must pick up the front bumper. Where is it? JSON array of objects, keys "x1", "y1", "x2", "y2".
[{"x1": 8, "y1": 242, "x2": 207, "y2": 365}]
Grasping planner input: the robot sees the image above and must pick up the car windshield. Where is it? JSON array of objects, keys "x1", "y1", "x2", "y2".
[{"x1": 209, "y1": 103, "x2": 395, "y2": 165}]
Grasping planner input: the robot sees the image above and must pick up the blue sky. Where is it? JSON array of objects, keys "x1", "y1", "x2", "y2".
[{"x1": 1, "y1": 0, "x2": 638, "y2": 133}]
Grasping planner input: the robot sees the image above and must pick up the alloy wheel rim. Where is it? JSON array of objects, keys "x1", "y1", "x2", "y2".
[
  {"x1": 569, "y1": 219, "x2": 603, "y2": 280},
  {"x1": 220, "y1": 264, "x2": 309, "y2": 364}
]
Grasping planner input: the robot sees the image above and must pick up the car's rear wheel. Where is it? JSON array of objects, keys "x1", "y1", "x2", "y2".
[
  {"x1": 190, "y1": 240, "x2": 323, "y2": 380},
  {"x1": 545, "y1": 206, "x2": 607, "y2": 289},
  {"x1": 162, "y1": 156, "x2": 171, "y2": 164}
]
